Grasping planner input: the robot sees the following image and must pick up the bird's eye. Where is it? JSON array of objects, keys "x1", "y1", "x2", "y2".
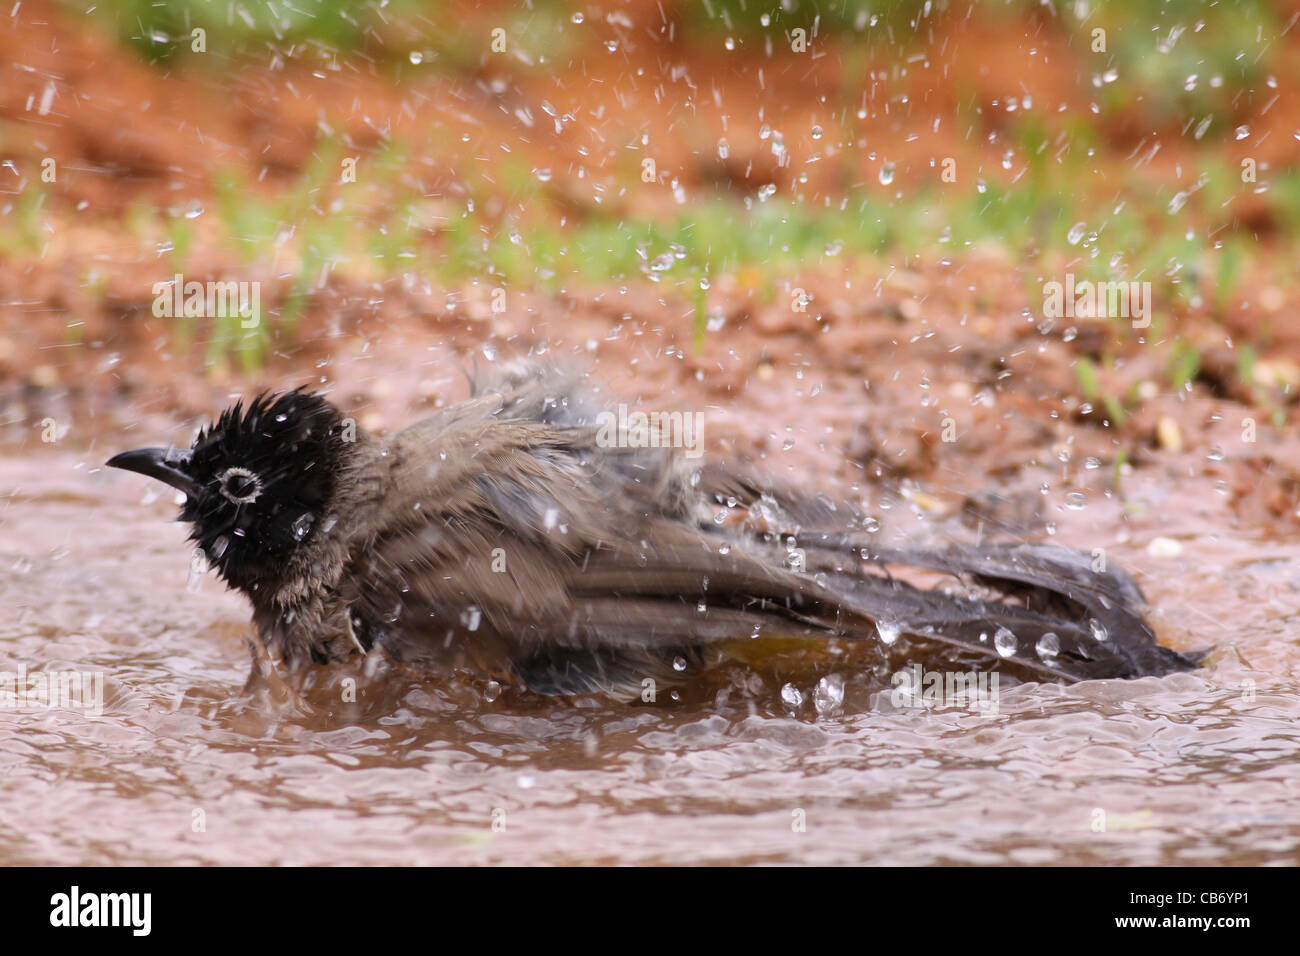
[{"x1": 217, "y1": 466, "x2": 263, "y2": 504}]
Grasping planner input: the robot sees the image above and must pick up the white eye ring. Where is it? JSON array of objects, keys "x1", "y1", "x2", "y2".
[{"x1": 217, "y1": 466, "x2": 263, "y2": 504}]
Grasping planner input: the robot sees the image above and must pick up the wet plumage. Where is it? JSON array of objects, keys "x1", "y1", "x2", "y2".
[{"x1": 107, "y1": 365, "x2": 1198, "y2": 698}]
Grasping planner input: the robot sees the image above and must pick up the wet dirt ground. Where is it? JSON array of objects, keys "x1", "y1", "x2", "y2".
[{"x1": 3, "y1": 320, "x2": 1300, "y2": 865}]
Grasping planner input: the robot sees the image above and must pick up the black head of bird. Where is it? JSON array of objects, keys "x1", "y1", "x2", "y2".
[{"x1": 107, "y1": 389, "x2": 348, "y2": 596}]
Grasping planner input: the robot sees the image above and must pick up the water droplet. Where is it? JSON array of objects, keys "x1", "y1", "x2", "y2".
[
  {"x1": 186, "y1": 556, "x2": 206, "y2": 592},
  {"x1": 408, "y1": 50, "x2": 423, "y2": 65},
  {"x1": 672, "y1": 656, "x2": 688, "y2": 672},
  {"x1": 1035, "y1": 632, "x2": 1060, "y2": 660},
  {"x1": 811, "y1": 125, "x2": 823, "y2": 139},
  {"x1": 814, "y1": 674, "x2": 845, "y2": 715},
  {"x1": 876, "y1": 620, "x2": 901, "y2": 645},
  {"x1": 994, "y1": 627, "x2": 1018, "y2": 657},
  {"x1": 781, "y1": 683, "x2": 804, "y2": 709},
  {"x1": 1089, "y1": 619, "x2": 1109, "y2": 642},
  {"x1": 484, "y1": 680, "x2": 501, "y2": 702},
  {"x1": 878, "y1": 162, "x2": 895, "y2": 185},
  {"x1": 462, "y1": 605, "x2": 482, "y2": 631},
  {"x1": 571, "y1": 11, "x2": 584, "y2": 24},
  {"x1": 291, "y1": 513, "x2": 315, "y2": 540},
  {"x1": 1064, "y1": 492, "x2": 1086, "y2": 510},
  {"x1": 533, "y1": 168, "x2": 552, "y2": 183},
  {"x1": 1067, "y1": 222, "x2": 1087, "y2": 245}
]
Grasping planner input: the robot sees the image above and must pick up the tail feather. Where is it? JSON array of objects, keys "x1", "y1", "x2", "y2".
[
  {"x1": 684, "y1": 465, "x2": 1199, "y2": 682},
  {"x1": 791, "y1": 538, "x2": 1198, "y2": 681}
]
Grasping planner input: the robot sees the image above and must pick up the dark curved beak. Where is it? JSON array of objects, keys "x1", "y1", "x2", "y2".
[{"x1": 106, "y1": 447, "x2": 204, "y2": 500}]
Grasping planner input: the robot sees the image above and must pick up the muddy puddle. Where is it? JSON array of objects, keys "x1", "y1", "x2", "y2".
[{"x1": 3, "y1": 447, "x2": 1299, "y2": 866}]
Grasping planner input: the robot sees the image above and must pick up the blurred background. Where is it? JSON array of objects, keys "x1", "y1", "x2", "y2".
[{"x1": 2, "y1": 0, "x2": 1299, "y2": 491}]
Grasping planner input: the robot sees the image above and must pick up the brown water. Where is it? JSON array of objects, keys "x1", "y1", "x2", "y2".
[{"x1": 3, "y1": 451, "x2": 1300, "y2": 866}]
